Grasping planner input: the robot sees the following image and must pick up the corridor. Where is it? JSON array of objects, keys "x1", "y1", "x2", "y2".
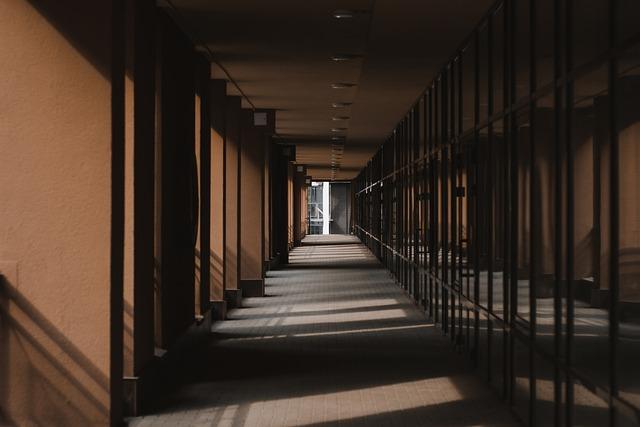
[{"x1": 128, "y1": 236, "x2": 519, "y2": 427}]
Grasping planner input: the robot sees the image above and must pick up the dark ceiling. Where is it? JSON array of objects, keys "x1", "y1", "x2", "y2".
[{"x1": 173, "y1": 0, "x2": 494, "y2": 180}]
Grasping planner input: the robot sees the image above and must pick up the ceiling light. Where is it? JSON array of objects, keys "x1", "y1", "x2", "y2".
[
  {"x1": 331, "y1": 136, "x2": 345, "y2": 141},
  {"x1": 331, "y1": 53, "x2": 362, "y2": 61},
  {"x1": 333, "y1": 9, "x2": 355, "y2": 19},
  {"x1": 332, "y1": 116, "x2": 350, "y2": 121},
  {"x1": 332, "y1": 102, "x2": 352, "y2": 108},
  {"x1": 331, "y1": 128, "x2": 347, "y2": 132},
  {"x1": 331, "y1": 82, "x2": 356, "y2": 89}
]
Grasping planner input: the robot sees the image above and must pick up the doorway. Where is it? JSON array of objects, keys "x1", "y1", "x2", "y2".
[{"x1": 307, "y1": 181, "x2": 351, "y2": 235}]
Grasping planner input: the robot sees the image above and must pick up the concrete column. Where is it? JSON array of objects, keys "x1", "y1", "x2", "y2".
[
  {"x1": 288, "y1": 162, "x2": 295, "y2": 249},
  {"x1": 271, "y1": 144, "x2": 294, "y2": 265},
  {"x1": 121, "y1": 0, "x2": 157, "y2": 415},
  {"x1": 224, "y1": 96, "x2": 242, "y2": 307},
  {"x1": 195, "y1": 54, "x2": 212, "y2": 316},
  {"x1": 209, "y1": 80, "x2": 226, "y2": 310},
  {"x1": 264, "y1": 134, "x2": 272, "y2": 269},
  {"x1": 293, "y1": 165, "x2": 308, "y2": 245},
  {"x1": 239, "y1": 110, "x2": 275, "y2": 297},
  {"x1": 157, "y1": 12, "x2": 196, "y2": 348},
  {"x1": 0, "y1": 0, "x2": 121, "y2": 424}
]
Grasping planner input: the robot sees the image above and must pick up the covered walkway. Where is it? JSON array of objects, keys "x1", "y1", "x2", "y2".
[
  {"x1": 129, "y1": 236, "x2": 519, "y2": 426},
  {"x1": 3, "y1": 1, "x2": 640, "y2": 425}
]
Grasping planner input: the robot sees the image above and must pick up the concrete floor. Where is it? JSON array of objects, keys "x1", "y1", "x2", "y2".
[{"x1": 128, "y1": 235, "x2": 520, "y2": 426}]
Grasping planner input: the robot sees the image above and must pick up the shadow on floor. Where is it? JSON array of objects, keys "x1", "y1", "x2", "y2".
[{"x1": 127, "y1": 240, "x2": 520, "y2": 426}]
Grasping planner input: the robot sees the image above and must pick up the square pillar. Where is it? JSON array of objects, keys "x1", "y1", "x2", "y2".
[
  {"x1": 209, "y1": 80, "x2": 226, "y2": 303},
  {"x1": 293, "y1": 165, "x2": 308, "y2": 246},
  {"x1": 224, "y1": 96, "x2": 241, "y2": 304},
  {"x1": 239, "y1": 110, "x2": 275, "y2": 297}
]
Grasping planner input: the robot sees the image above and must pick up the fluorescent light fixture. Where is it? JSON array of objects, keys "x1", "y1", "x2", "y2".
[
  {"x1": 331, "y1": 53, "x2": 362, "y2": 61},
  {"x1": 333, "y1": 9, "x2": 355, "y2": 19},
  {"x1": 331, "y1": 128, "x2": 347, "y2": 132},
  {"x1": 332, "y1": 102, "x2": 352, "y2": 108},
  {"x1": 331, "y1": 82, "x2": 356, "y2": 89},
  {"x1": 332, "y1": 116, "x2": 350, "y2": 121}
]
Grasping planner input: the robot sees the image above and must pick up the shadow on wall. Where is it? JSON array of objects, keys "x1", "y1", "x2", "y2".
[
  {"x1": 210, "y1": 252, "x2": 224, "y2": 301},
  {"x1": 0, "y1": 275, "x2": 109, "y2": 426},
  {"x1": 123, "y1": 300, "x2": 134, "y2": 377},
  {"x1": 26, "y1": 0, "x2": 112, "y2": 78},
  {"x1": 195, "y1": 249, "x2": 201, "y2": 314},
  {"x1": 195, "y1": 248, "x2": 225, "y2": 311}
]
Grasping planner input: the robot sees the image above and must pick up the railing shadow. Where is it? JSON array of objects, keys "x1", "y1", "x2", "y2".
[{"x1": 0, "y1": 275, "x2": 109, "y2": 425}]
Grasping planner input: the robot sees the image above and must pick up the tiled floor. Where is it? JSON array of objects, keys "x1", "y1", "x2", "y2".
[{"x1": 128, "y1": 235, "x2": 520, "y2": 426}]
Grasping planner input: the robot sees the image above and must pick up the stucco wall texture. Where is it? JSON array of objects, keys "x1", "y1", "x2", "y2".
[{"x1": 0, "y1": 0, "x2": 112, "y2": 425}]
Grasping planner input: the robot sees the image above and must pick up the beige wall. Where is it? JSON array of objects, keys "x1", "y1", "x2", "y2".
[
  {"x1": 0, "y1": 0, "x2": 113, "y2": 424},
  {"x1": 619, "y1": 115, "x2": 640, "y2": 302}
]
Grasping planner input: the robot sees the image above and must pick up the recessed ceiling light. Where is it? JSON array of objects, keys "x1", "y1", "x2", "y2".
[
  {"x1": 331, "y1": 127, "x2": 347, "y2": 132},
  {"x1": 331, "y1": 136, "x2": 345, "y2": 140},
  {"x1": 331, "y1": 82, "x2": 356, "y2": 89},
  {"x1": 333, "y1": 9, "x2": 355, "y2": 19},
  {"x1": 332, "y1": 102, "x2": 352, "y2": 108},
  {"x1": 332, "y1": 116, "x2": 350, "y2": 121},
  {"x1": 331, "y1": 53, "x2": 362, "y2": 61}
]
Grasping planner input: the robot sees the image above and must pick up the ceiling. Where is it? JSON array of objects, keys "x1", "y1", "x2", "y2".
[{"x1": 173, "y1": 0, "x2": 494, "y2": 180}]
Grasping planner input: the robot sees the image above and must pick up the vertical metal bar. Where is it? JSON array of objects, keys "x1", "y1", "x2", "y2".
[
  {"x1": 487, "y1": 14, "x2": 495, "y2": 384},
  {"x1": 508, "y1": 0, "x2": 518, "y2": 405},
  {"x1": 424, "y1": 94, "x2": 429, "y2": 309},
  {"x1": 608, "y1": 0, "x2": 619, "y2": 424},
  {"x1": 413, "y1": 105, "x2": 422, "y2": 303},
  {"x1": 405, "y1": 118, "x2": 409, "y2": 291},
  {"x1": 458, "y1": 57, "x2": 465, "y2": 345},
  {"x1": 552, "y1": 0, "x2": 563, "y2": 422},
  {"x1": 502, "y1": 0, "x2": 510, "y2": 399},
  {"x1": 564, "y1": 0, "x2": 575, "y2": 424},
  {"x1": 443, "y1": 73, "x2": 449, "y2": 333},
  {"x1": 450, "y1": 64, "x2": 457, "y2": 341},
  {"x1": 451, "y1": 62, "x2": 458, "y2": 343},
  {"x1": 429, "y1": 89, "x2": 435, "y2": 317},
  {"x1": 473, "y1": 27, "x2": 481, "y2": 366},
  {"x1": 435, "y1": 83, "x2": 441, "y2": 324},
  {"x1": 529, "y1": 0, "x2": 537, "y2": 424}
]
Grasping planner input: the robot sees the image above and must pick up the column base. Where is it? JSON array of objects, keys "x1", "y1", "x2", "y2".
[
  {"x1": 224, "y1": 288, "x2": 243, "y2": 309},
  {"x1": 210, "y1": 299, "x2": 227, "y2": 320},
  {"x1": 123, "y1": 309, "x2": 213, "y2": 416},
  {"x1": 240, "y1": 279, "x2": 265, "y2": 297}
]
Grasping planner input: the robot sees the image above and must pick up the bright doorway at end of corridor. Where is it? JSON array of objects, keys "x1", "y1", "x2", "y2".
[{"x1": 307, "y1": 181, "x2": 351, "y2": 235}]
